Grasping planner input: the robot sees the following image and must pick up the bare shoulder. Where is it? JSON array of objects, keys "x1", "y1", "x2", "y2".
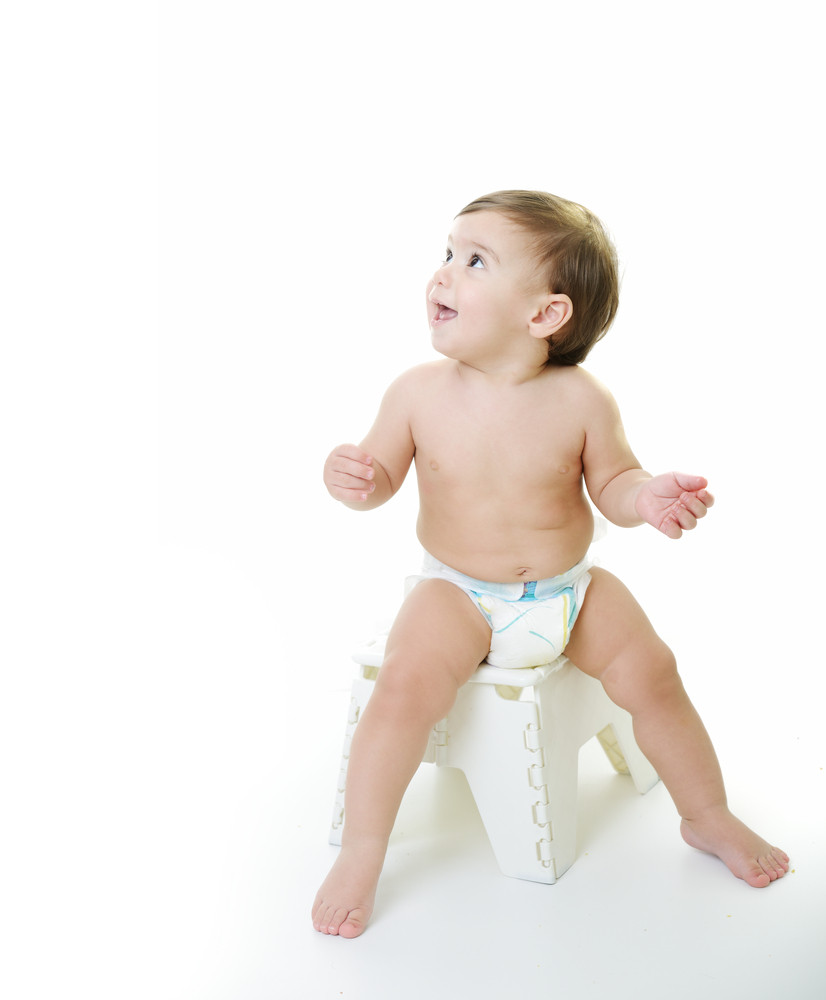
[
  {"x1": 390, "y1": 359, "x2": 453, "y2": 390},
  {"x1": 547, "y1": 364, "x2": 620, "y2": 418},
  {"x1": 381, "y1": 359, "x2": 454, "y2": 407},
  {"x1": 369, "y1": 360, "x2": 452, "y2": 426}
]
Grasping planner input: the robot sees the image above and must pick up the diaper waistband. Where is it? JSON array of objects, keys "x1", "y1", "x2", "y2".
[{"x1": 420, "y1": 550, "x2": 594, "y2": 602}]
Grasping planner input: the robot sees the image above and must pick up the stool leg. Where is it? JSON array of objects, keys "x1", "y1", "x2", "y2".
[
  {"x1": 459, "y1": 757, "x2": 564, "y2": 884},
  {"x1": 537, "y1": 744, "x2": 581, "y2": 880},
  {"x1": 597, "y1": 714, "x2": 659, "y2": 794},
  {"x1": 597, "y1": 724, "x2": 631, "y2": 775},
  {"x1": 547, "y1": 659, "x2": 659, "y2": 795},
  {"x1": 329, "y1": 670, "x2": 376, "y2": 846},
  {"x1": 439, "y1": 683, "x2": 564, "y2": 884}
]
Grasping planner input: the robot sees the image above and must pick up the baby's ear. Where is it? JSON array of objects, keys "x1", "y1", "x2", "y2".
[{"x1": 529, "y1": 293, "x2": 573, "y2": 340}]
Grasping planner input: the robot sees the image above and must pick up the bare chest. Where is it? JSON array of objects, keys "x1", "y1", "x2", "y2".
[{"x1": 412, "y1": 390, "x2": 584, "y2": 492}]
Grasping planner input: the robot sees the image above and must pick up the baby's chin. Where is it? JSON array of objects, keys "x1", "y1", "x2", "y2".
[{"x1": 428, "y1": 325, "x2": 455, "y2": 359}]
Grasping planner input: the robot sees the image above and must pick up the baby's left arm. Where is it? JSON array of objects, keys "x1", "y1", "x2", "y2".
[{"x1": 580, "y1": 374, "x2": 713, "y2": 538}]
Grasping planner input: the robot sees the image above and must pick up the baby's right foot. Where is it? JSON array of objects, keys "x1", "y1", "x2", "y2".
[{"x1": 312, "y1": 843, "x2": 385, "y2": 938}]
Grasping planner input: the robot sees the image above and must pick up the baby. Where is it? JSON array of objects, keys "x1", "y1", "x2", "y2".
[{"x1": 313, "y1": 190, "x2": 789, "y2": 938}]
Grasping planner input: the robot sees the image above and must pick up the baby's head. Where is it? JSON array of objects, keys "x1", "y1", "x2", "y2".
[{"x1": 456, "y1": 190, "x2": 619, "y2": 366}]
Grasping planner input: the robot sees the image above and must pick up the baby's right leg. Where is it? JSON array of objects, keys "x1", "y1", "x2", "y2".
[{"x1": 312, "y1": 579, "x2": 491, "y2": 938}]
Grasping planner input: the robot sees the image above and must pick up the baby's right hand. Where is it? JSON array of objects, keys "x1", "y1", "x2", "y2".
[{"x1": 323, "y1": 444, "x2": 376, "y2": 502}]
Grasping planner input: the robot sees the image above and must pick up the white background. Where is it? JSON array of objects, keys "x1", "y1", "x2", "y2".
[{"x1": 2, "y1": 2, "x2": 824, "y2": 997}]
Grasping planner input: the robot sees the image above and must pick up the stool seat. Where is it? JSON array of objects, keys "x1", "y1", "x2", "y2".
[
  {"x1": 350, "y1": 632, "x2": 563, "y2": 686},
  {"x1": 329, "y1": 633, "x2": 659, "y2": 883}
]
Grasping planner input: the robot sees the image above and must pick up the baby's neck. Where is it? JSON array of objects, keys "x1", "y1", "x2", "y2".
[{"x1": 455, "y1": 355, "x2": 549, "y2": 388}]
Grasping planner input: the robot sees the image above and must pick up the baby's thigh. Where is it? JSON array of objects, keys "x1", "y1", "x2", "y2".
[
  {"x1": 382, "y1": 578, "x2": 492, "y2": 693},
  {"x1": 564, "y1": 568, "x2": 673, "y2": 684}
]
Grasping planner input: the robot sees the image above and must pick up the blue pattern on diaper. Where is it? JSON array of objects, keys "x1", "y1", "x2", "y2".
[{"x1": 419, "y1": 549, "x2": 592, "y2": 668}]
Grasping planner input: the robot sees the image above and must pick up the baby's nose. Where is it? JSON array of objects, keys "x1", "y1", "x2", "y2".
[{"x1": 430, "y1": 262, "x2": 449, "y2": 289}]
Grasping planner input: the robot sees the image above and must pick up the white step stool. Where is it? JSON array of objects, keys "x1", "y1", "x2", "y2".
[{"x1": 329, "y1": 633, "x2": 659, "y2": 883}]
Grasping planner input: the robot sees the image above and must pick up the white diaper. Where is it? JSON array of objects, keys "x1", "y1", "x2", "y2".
[{"x1": 416, "y1": 551, "x2": 593, "y2": 669}]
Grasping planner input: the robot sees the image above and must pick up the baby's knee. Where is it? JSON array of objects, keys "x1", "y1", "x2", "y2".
[
  {"x1": 645, "y1": 641, "x2": 681, "y2": 694},
  {"x1": 603, "y1": 638, "x2": 681, "y2": 708},
  {"x1": 375, "y1": 653, "x2": 458, "y2": 724}
]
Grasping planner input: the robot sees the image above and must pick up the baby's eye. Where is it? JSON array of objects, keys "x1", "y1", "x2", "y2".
[
  {"x1": 442, "y1": 249, "x2": 453, "y2": 264},
  {"x1": 468, "y1": 254, "x2": 484, "y2": 269}
]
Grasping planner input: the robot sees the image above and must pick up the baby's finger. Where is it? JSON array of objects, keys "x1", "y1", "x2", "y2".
[
  {"x1": 333, "y1": 455, "x2": 375, "y2": 482},
  {"x1": 332, "y1": 485, "x2": 374, "y2": 502},
  {"x1": 675, "y1": 508, "x2": 698, "y2": 531},
  {"x1": 327, "y1": 474, "x2": 376, "y2": 501},
  {"x1": 332, "y1": 471, "x2": 374, "y2": 492},
  {"x1": 659, "y1": 517, "x2": 683, "y2": 539},
  {"x1": 681, "y1": 493, "x2": 709, "y2": 520},
  {"x1": 336, "y1": 444, "x2": 373, "y2": 466},
  {"x1": 673, "y1": 472, "x2": 708, "y2": 493}
]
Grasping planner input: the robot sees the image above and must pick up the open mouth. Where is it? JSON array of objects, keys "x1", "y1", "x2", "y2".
[{"x1": 432, "y1": 303, "x2": 458, "y2": 324}]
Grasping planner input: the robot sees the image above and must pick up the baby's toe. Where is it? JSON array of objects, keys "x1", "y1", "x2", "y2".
[
  {"x1": 766, "y1": 848, "x2": 790, "y2": 879},
  {"x1": 338, "y1": 908, "x2": 369, "y2": 938},
  {"x1": 313, "y1": 902, "x2": 337, "y2": 934},
  {"x1": 325, "y1": 907, "x2": 344, "y2": 934},
  {"x1": 744, "y1": 863, "x2": 772, "y2": 888}
]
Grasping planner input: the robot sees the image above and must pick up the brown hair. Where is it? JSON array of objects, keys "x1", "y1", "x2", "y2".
[{"x1": 457, "y1": 190, "x2": 619, "y2": 366}]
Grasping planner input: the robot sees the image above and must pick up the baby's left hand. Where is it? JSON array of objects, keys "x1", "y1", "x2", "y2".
[{"x1": 635, "y1": 472, "x2": 714, "y2": 539}]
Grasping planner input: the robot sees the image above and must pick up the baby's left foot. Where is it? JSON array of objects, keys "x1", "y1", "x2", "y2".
[{"x1": 680, "y1": 807, "x2": 789, "y2": 887}]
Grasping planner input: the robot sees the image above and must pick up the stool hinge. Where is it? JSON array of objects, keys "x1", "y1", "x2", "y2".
[
  {"x1": 532, "y1": 790, "x2": 552, "y2": 827},
  {"x1": 536, "y1": 835, "x2": 557, "y2": 873},
  {"x1": 431, "y1": 719, "x2": 449, "y2": 765},
  {"x1": 527, "y1": 758, "x2": 547, "y2": 789},
  {"x1": 525, "y1": 721, "x2": 546, "y2": 791},
  {"x1": 532, "y1": 781, "x2": 554, "y2": 864},
  {"x1": 524, "y1": 723, "x2": 542, "y2": 752},
  {"x1": 525, "y1": 721, "x2": 554, "y2": 866}
]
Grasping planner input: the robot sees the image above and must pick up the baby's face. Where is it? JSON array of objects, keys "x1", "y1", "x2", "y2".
[{"x1": 426, "y1": 211, "x2": 546, "y2": 364}]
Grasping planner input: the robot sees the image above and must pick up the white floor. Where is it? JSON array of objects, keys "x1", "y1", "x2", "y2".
[
  {"x1": 5, "y1": 5, "x2": 825, "y2": 998},
  {"x1": 229, "y1": 686, "x2": 823, "y2": 1000},
  {"x1": 5, "y1": 539, "x2": 822, "y2": 1000}
]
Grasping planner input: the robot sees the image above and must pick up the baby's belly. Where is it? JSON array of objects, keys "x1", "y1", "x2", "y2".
[{"x1": 416, "y1": 501, "x2": 596, "y2": 583}]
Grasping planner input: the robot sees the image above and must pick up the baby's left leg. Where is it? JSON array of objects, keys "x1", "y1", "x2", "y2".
[{"x1": 564, "y1": 568, "x2": 789, "y2": 888}]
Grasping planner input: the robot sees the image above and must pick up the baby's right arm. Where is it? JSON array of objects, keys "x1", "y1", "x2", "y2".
[
  {"x1": 324, "y1": 444, "x2": 381, "y2": 506},
  {"x1": 323, "y1": 369, "x2": 419, "y2": 510}
]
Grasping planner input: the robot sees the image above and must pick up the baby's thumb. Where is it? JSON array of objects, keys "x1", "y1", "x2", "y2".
[{"x1": 674, "y1": 472, "x2": 708, "y2": 491}]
